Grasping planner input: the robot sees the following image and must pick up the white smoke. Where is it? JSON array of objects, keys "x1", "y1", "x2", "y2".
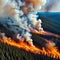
[{"x1": 0, "y1": 0, "x2": 46, "y2": 46}]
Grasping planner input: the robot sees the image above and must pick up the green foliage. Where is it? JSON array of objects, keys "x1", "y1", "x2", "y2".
[{"x1": 0, "y1": 42, "x2": 58, "y2": 60}]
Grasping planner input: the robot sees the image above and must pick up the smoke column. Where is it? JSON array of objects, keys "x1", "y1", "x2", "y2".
[{"x1": 0, "y1": 0, "x2": 46, "y2": 46}]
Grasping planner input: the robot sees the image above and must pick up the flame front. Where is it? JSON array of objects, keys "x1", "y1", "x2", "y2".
[
  {"x1": 30, "y1": 29, "x2": 60, "y2": 38},
  {"x1": 0, "y1": 35, "x2": 60, "y2": 59},
  {"x1": 0, "y1": 37, "x2": 40, "y2": 54}
]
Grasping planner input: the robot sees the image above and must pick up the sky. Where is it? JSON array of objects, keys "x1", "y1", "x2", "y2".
[{"x1": 41, "y1": 0, "x2": 60, "y2": 12}]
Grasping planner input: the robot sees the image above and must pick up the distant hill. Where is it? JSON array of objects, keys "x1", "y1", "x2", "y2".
[{"x1": 37, "y1": 12, "x2": 60, "y2": 34}]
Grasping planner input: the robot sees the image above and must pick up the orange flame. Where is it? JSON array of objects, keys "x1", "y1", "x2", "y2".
[
  {"x1": 31, "y1": 29, "x2": 60, "y2": 38},
  {"x1": 0, "y1": 36, "x2": 60, "y2": 59},
  {"x1": 0, "y1": 37, "x2": 40, "y2": 54}
]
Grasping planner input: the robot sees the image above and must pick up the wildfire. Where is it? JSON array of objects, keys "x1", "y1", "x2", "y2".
[
  {"x1": 0, "y1": 36, "x2": 40, "y2": 54},
  {"x1": 0, "y1": 35, "x2": 60, "y2": 59},
  {"x1": 31, "y1": 29, "x2": 60, "y2": 38},
  {"x1": 0, "y1": 0, "x2": 60, "y2": 59}
]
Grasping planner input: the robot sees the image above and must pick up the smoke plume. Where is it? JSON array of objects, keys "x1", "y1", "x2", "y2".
[{"x1": 0, "y1": 0, "x2": 46, "y2": 46}]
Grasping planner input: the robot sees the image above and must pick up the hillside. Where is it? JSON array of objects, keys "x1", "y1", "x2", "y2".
[{"x1": 0, "y1": 13, "x2": 60, "y2": 60}]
